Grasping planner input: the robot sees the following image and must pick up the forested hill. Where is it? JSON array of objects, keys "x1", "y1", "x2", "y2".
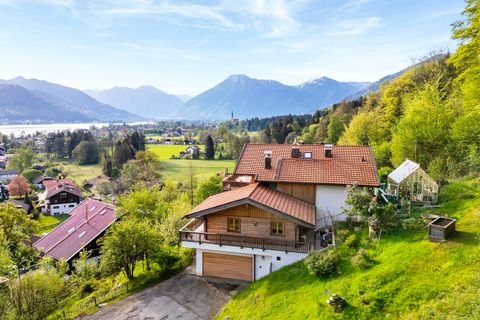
[{"x1": 228, "y1": 0, "x2": 479, "y2": 184}]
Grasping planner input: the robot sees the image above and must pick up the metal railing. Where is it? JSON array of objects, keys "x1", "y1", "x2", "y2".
[{"x1": 180, "y1": 230, "x2": 313, "y2": 253}]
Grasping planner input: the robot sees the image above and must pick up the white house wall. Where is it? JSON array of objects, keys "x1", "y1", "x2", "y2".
[
  {"x1": 183, "y1": 242, "x2": 307, "y2": 281},
  {"x1": 315, "y1": 185, "x2": 348, "y2": 227},
  {"x1": 49, "y1": 203, "x2": 77, "y2": 215}
]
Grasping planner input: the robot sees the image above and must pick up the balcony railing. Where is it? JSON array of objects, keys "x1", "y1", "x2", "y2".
[{"x1": 180, "y1": 230, "x2": 313, "y2": 254}]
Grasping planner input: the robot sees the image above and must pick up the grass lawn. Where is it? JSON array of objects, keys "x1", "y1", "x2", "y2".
[
  {"x1": 147, "y1": 144, "x2": 236, "y2": 182},
  {"x1": 216, "y1": 179, "x2": 480, "y2": 319},
  {"x1": 53, "y1": 161, "x2": 103, "y2": 185},
  {"x1": 36, "y1": 214, "x2": 70, "y2": 235}
]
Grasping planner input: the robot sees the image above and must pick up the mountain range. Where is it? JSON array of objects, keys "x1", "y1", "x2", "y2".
[
  {"x1": 0, "y1": 77, "x2": 142, "y2": 123},
  {"x1": 85, "y1": 86, "x2": 184, "y2": 119},
  {"x1": 0, "y1": 68, "x2": 407, "y2": 123},
  {"x1": 179, "y1": 75, "x2": 370, "y2": 119}
]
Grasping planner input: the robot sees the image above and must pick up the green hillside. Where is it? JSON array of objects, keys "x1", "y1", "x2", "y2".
[{"x1": 216, "y1": 179, "x2": 480, "y2": 319}]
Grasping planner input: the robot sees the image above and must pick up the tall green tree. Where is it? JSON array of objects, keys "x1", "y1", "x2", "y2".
[
  {"x1": 326, "y1": 115, "x2": 345, "y2": 144},
  {"x1": 205, "y1": 135, "x2": 215, "y2": 160},
  {"x1": 100, "y1": 219, "x2": 160, "y2": 279},
  {"x1": 6, "y1": 147, "x2": 35, "y2": 172},
  {"x1": 121, "y1": 151, "x2": 162, "y2": 188},
  {"x1": 72, "y1": 140, "x2": 99, "y2": 165}
]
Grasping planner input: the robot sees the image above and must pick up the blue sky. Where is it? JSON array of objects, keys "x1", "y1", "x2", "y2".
[{"x1": 0, "y1": 0, "x2": 465, "y2": 95}]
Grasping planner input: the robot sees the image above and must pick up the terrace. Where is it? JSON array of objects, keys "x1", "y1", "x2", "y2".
[{"x1": 180, "y1": 219, "x2": 315, "y2": 254}]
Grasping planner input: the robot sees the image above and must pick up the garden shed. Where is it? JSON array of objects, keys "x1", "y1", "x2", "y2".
[{"x1": 386, "y1": 159, "x2": 438, "y2": 204}]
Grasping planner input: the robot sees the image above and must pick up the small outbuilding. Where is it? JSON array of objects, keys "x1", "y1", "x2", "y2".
[{"x1": 386, "y1": 159, "x2": 439, "y2": 204}]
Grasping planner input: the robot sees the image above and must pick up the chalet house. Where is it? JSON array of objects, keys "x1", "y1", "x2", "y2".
[
  {"x1": 0, "y1": 169, "x2": 19, "y2": 184},
  {"x1": 34, "y1": 198, "x2": 116, "y2": 262},
  {"x1": 180, "y1": 144, "x2": 379, "y2": 282},
  {"x1": 43, "y1": 179, "x2": 81, "y2": 215}
]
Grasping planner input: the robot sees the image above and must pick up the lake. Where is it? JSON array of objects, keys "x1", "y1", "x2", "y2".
[{"x1": 0, "y1": 123, "x2": 110, "y2": 136}]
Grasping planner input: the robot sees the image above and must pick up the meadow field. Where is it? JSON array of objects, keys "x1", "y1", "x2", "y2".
[{"x1": 147, "y1": 144, "x2": 236, "y2": 182}]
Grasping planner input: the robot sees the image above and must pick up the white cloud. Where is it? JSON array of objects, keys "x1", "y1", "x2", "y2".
[
  {"x1": 339, "y1": 0, "x2": 371, "y2": 12},
  {"x1": 96, "y1": 1, "x2": 242, "y2": 30},
  {"x1": 331, "y1": 17, "x2": 381, "y2": 35}
]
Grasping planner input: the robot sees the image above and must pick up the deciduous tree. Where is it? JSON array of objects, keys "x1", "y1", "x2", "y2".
[{"x1": 7, "y1": 176, "x2": 31, "y2": 197}]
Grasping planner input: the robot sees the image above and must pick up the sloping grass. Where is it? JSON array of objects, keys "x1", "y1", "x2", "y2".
[
  {"x1": 36, "y1": 214, "x2": 70, "y2": 235},
  {"x1": 147, "y1": 144, "x2": 235, "y2": 181},
  {"x1": 54, "y1": 161, "x2": 103, "y2": 185},
  {"x1": 216, "y1": 179, "x2": 480, "y2": 320}
]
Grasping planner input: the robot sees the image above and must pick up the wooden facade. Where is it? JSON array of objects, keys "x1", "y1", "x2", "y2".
[
  {"x1": 205, "y1": 204, "x2": 298, "y2": 241},
  {"x1": 49, "y1": 191, "x2": 80, "y2": 205},
  {"x1": 202, "y1": 252, "x2": 252, "y2": 281},
  {"x1": 276, "y1": 183, "x2": 315, "y2": 204}
]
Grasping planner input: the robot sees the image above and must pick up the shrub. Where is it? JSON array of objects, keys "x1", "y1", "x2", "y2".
[
  {"x1": 343, "y1": 233, "x2": 360, "y2": 249},
  {"x1": 401, "y1": 217, "x2": 425, "y2": 230},
  {"x1": 335, "y1": 229, "x2": 351, "y2": 244},
  {"x1": 351, "y1": 249, "x2": 375, "y2": 270},
  {"x1": 21, "y1": 169, "x2": 43, "y2": 183},
  {"x1": 305, "y1": 249, "x2": 340, "y2": 278}
]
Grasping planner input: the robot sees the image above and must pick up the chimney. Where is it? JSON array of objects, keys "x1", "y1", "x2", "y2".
[
  {"x1": 291, "y1": 146, "x2": 301, "y2": 158},
  {"x1": 264, "y1": 151, "x2": 272, "y2": 169},
  {"x1": 325, "y1": 144, "x2": 333, "y2": 158}
]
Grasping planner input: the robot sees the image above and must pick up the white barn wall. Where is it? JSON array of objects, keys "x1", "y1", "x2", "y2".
[{"x1": 48, "y1": 203, "x2": 77, "y2": 215}]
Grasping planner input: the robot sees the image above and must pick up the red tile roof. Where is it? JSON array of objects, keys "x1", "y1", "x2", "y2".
[
  {"x1": 187, "y1": 183, "x2": 315, "y2": 226},
  {"x1": 34, "y1": 198, "x2": 116, "y2": 261},
  {"x1": 234, "y1": 144, "x2": 379, "y2": 186},
  {"x1": 44, "y1": 179, "x2": 82, "y2": 199}
]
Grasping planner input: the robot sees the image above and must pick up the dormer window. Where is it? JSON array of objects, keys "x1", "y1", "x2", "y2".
[{"x1": 304, "y1": 151, "x2": 312, "y2": 159}]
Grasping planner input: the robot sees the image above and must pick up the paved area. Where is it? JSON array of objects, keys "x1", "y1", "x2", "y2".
[{"x1": 81, "y1": 268, "x2": 242, "y2": 320}]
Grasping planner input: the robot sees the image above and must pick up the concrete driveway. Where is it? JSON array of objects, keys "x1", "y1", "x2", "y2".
[{"x1": 80, "y1": 269, "x2": 242, "y2": 320}]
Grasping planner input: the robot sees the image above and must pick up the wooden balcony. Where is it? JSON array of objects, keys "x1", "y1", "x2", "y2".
[{"x1": 180, "y1": 228, "x2": 314, "y2": 254}]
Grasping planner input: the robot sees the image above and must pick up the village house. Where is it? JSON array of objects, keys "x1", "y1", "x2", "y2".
[
  {"x1": 180, "y1": 144, "x2": 379, "y2": 282},
  {"x1": 34, "y1": 198, "x2": 116, "y2": 262},
  {"x1": 0, "y1": 169, "x2": 19, "y2": 184},
  {"x1": 42, "y1": 179, "x2": 81, "y2": 215},
  {"x1": 7, "y1": 198, "x2": 33, "y2": 214},
  {"x1": 32, "y1": 175, "x2": 54, "y2": 190}
]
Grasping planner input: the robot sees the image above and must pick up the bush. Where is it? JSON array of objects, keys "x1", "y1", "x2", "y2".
[
  {"x1": 335, "y1": 229, "x2": 351, "y2": 244},
  {"x1": 343, "y1": 233, "x2": 360, "y2": 249},
  {"x1": 305, "y1": 249, "x2": 340, "y2": 278},
  {"x1": 401, "y1": 217, "x2": 426, "y2": 230},
  {"x1": 21, "y1": 169, "x2": 43, "y2": 183},
  {"x1": 351, "y1": 249, "x2": 375, "y2": 270}
]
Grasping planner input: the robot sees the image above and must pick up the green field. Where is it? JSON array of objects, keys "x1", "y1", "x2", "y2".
[
  {"x1": 217, "y1": 179, "x2": 480, "y2": 319},
  {"x1": 52, "y1": 161, "x2": 103, "y2": 185},
  {"x1": 147, "y1": 144, "x2": 236, "y2": 182}
]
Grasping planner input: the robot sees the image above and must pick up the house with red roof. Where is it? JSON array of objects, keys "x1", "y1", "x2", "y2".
[
  {"x1": 180, "y1": 143, "x2": 379, "y2": 282},
  {"x1": 42, "y1": 179, "x2": 82, "y2": 215},
  {"x1": 34, "y1": 198, "x2": 116, "y2": 262}
]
